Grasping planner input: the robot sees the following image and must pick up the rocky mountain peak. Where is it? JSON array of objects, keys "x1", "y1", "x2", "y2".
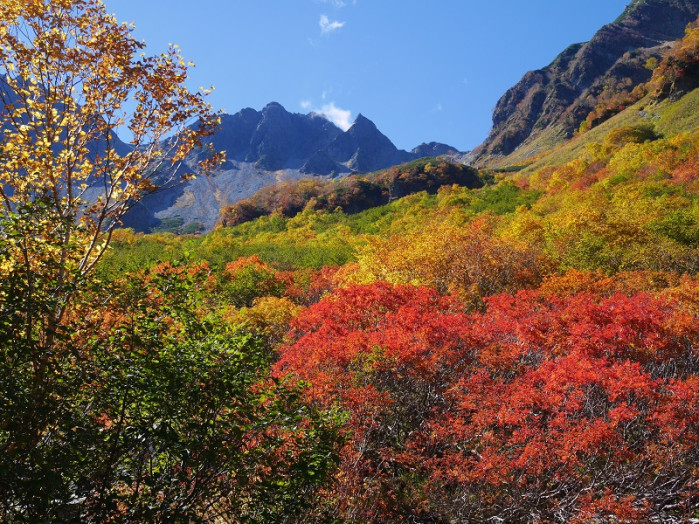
[
  {"x1": 471, "y1": 0, "x2": 699, "y2": 164},
  {"x1": 261, "y1": 101, "x2": 286, "y2": 115},
  {"x1": 351, "y1": 113, "x2": 374, "y2": 128},
  {"x1": 122, "y1": 103, "x2": 462, "y2": 232},
  {"x1": 412, "y1": 142, "x2": 461, "y2": 157}
]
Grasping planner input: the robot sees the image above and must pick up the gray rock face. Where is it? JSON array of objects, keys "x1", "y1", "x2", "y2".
[
  {"x1": 246, "y1": 102, "x2": 343, "y2": 170},
  {"x1": 122, "y1": 160, "x2": 302, "y2": 233},
  {"x1": 412, "y1": 142, "x2": 461, "y2": 157},
  {"x1": 121, "y1": 103, "x2": 462, "y2": 233},
  {"x1": 472, "y1": 0, "x2": 699, "y2": 162},
  {"x1": 322, "y1": 114, "x2": 414, "y2": 173}
]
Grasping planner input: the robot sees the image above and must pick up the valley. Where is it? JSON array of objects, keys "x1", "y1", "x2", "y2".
[{"x1": 1, "y1": 0, "x2": 698, "y2": 522}]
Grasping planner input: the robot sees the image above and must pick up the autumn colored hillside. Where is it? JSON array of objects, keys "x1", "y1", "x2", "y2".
[
  {"x1": 100, "y1": 109, "x2": 699, "y2": 520},
  {"x1": 470, "y1": 0, "x2": 699, "y2": 166},
  {"x1": 217, "y1": 158, "x2": 485, "y2": 228},
  {"x1": 1, "y1": 1, "x2": 698, "y2": 523},
  {"x1": 98, "y1": 21, "x2": 699, "y2": 522}
]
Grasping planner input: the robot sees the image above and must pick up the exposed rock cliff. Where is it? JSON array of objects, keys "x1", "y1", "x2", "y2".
[{"x1": 472, "y1": 0, "x2": 699, "y2": 164}]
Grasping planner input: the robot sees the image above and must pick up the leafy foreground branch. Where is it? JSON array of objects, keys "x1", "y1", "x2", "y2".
[{"x1": 0, "y1": 261, "x2": 344, "y2": 522}]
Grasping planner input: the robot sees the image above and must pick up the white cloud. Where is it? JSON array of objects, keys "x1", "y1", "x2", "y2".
[
  {"x1": 318, "y1": 0, "x2": 356, "y2": 8},
  {"x1": 433, "y1": 103, "x2": 444, "y2": 112},
  {"x1": 302, "y1": 99, "x2": 353, "y2": 131},
  {"x1": 320, "y1": 102, "x2": 352, "y2": 130},
  {"x1": 319, "y1": 14, "x2": 345, "y2": 35}
]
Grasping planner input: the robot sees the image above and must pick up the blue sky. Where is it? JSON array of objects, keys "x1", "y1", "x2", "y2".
[{"x1": 106, "y1": 1, "x2": 631, "y2": 151}]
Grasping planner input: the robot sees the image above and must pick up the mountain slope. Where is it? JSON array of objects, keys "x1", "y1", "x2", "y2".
[
  {"x1": 218, "y1": 158, "x2": 485, "y2": 227},
  {"x1": 471, "y1": 0, "x2": 699, "y2": 166},
  {"x1": 121, "y1": 103, "x2": 462, "y2": 233}
]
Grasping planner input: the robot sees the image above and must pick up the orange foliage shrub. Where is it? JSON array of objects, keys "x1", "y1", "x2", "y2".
[
  {"x1": 540, "y1": 268, "x2": 685, "y2": 298},
  {"x1": 275, "y1": 282, "x2": 699, "y2": 522},
  {"x1": 276, "y1": 265, "x2": 346, "y2": 305},
  {"x1": 217, "y1": 256, "x2": 286, "y2": 307}
]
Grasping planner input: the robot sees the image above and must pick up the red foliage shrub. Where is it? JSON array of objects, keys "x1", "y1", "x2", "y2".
[{"x1": 275, "y1": 282, "x2": 699, "y2": 521}]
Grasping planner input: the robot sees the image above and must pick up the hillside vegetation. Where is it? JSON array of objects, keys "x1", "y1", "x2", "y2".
[
  {"x1": 473, "y1": 0, "x2": 699, "y2": 166},
  {"x1": 217, "y1": 158, "x2": 484, "y2": 227},
  {"x1": 486, "y1": 17, "x2": 699, "y2": 170},
  {"x1": 95, "y1": 21, "x2": 699, "y2": 521},
  {"x1": 3, "y1": 2, "x2": 699, "y2": 522},
  {"x1": 102, "y1": 107, "x2": 699, "y2": 520}
]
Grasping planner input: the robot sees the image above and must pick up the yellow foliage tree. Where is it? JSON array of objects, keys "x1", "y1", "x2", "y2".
[
  {"x1": 351, "y1": 219, "x2": 550, "y2": 307},
  {"x1": 0, "y1": 0, "x2": 220, "y2": 336},
  {"x1": 0, "y1": 4, "x2": 224, "y2": 514},
  {"x1": 231, "y1": 296, "x2": 304, "y2": 347}
]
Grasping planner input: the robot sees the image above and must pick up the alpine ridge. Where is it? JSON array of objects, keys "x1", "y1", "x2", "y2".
[
  {"x1": 121, "y1": 103, "x2": 462, "y2": 233},
  {"x1": 471, "y1": 0, "x2": 699, "y2": 165}
]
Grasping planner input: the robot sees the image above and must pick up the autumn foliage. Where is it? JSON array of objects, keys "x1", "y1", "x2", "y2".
[
  {"x1": 91, "y1": 91, "x2": 699, "y2": 520},
  {"x1": 275, "y1": 283, "x2": 699, "y2": 521},
  {"x1": 352, "y1": 219, "x2": 550, "y2": 307},
  {"x1": 0, "y1": 1, "x2": 341, "y2": 521},
  {"x1": 2, "y1": 1, "x2": 699, "y2": 522},
  {"x1": 218, "y1": 158, "x2": 483, "y2": 227}
]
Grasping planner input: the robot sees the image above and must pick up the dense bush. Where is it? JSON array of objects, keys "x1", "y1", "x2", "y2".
[
  {"x1": 218, "y1": 159, "x2": 484, "y2": 227},
  {"x1": 275, "y1": 282, "x2": 699, "y2": 522}
]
